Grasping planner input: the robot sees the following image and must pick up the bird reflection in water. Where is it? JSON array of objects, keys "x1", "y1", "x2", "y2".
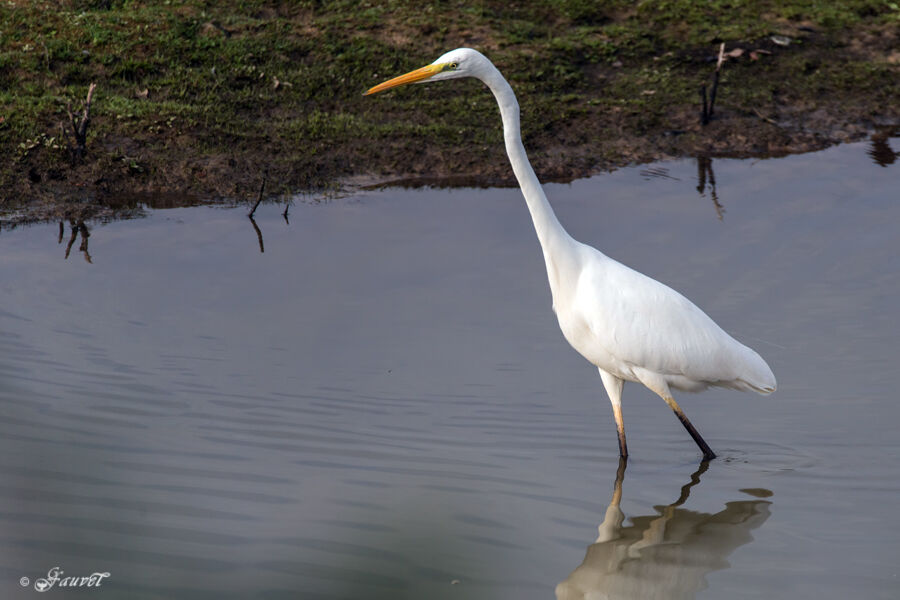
[{"x1": 556, "y1": 460, "x2": 771, "y2": 600}]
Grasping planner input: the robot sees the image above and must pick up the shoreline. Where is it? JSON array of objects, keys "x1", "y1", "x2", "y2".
[{"x1": 2, "y1": 2, "x2": 898, "y2": 223}]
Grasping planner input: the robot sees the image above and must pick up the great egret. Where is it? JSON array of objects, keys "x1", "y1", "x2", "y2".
[{"x1": 366, "y1": 48, "x2": 776, "y2": 460}]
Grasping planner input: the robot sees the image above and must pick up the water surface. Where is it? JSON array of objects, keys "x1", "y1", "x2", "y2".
[{"x1": 1, "y1": 140, "x2": 899, "y2": 599}]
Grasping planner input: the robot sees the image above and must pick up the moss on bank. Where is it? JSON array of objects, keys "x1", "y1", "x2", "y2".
[{"x1": 1, "y1": 0, "x2": 898, "y2": 214}]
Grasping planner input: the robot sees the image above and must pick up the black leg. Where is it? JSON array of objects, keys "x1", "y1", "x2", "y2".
[{"x1": 664, "y1": 396, "x2": 716, "y2": 460}]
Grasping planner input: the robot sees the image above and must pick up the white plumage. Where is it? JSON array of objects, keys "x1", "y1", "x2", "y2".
[
  {"x1": 366, "y1": 48, "x2": 776, "y2": 460},
  {"x1": 563, "y1": 246, "x2": 775, "y2": 394}
]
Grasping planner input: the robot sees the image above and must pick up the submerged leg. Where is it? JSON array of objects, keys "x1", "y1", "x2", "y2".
[
  {"x1": 599, "y1": 369, "x2": 628, "y2": 459},
  {"x1": 662, "y1": 395, "x2": 716, "y2": 461},
  {"x1": 611, "y1": 457, "x2": 627, "y2": 506}
]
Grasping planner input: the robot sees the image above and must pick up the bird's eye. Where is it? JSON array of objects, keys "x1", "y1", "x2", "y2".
[{"x1": 449, "y1": 62, "x2": 458, "y2": 70}]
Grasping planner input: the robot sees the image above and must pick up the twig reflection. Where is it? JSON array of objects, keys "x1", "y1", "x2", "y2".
[
  {"x1": 61, "y1": 220, "x2": 92, "y2": 263},
  {"x1": 696, "y1": 156, "x2": 724, "y2": 220},
  {"x1": 78, "y1": 221, "x2": 92, "y2": 263},
  {"x1": 248, "y1": 198, "x2": 294, "y2": 253},
  {"x1": 63, "y1": 220, "x2": 77, "y2": 258},
  {"x1": 556, "y1": 459, "x2": 771, "y2": 600},
  {"x1": 868, "y1": 132, "x2": 898, "y2": 167},
  {"x1": 248, "y1": 215, "x2": 265, "y2": 253}
]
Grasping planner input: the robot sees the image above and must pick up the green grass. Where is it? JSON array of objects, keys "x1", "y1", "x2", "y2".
[{"x1": 1, "y1": 0, "x2": 898, "y2": 205}]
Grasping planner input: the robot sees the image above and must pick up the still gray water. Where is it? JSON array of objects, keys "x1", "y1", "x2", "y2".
[{"x1": 1, "y1": 139, "x2": 898, "y2": 599}]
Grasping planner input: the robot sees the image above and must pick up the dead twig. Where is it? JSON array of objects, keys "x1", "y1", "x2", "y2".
[
  {"x1": 708, "y1": 43, "x2": 725, "y2": 118},
  {"x1": 701, "y1": 44, "x2": 725, "y2": 125},
  {"x1": 751, "y1": 108, "x2": 778, "y2": 125},
  {"x1": 248, "y1": 171, "x2": 267, "y2": 218},
  {"x1": 699, "y1": 84, "x2": 709, "y2": 125},
  {"x1": 64, "y1": 83, "x2": 97, "y2": 162}
]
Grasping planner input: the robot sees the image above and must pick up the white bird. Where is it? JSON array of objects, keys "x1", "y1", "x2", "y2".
[{"x1": 366, "y1": 48, "x2": 776, "y2": 460}]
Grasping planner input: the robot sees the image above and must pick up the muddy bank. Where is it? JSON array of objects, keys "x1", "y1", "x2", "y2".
[{"x1": 1, "y1": 2, "x2": 898, "y2": 223}]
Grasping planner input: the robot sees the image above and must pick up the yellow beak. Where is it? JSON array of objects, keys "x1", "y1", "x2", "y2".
[{"x1": 364, "y1": 63, "x2": 448, "y2": 96}]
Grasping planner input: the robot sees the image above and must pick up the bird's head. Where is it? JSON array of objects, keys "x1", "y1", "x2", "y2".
[{"x1": 365, "y1": 48, "x2": 488, "y2": 96}]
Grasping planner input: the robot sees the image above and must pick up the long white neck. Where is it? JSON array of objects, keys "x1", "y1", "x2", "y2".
[{"x1": 477, "y1": 64, "x2": 574, "y2": 253}]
